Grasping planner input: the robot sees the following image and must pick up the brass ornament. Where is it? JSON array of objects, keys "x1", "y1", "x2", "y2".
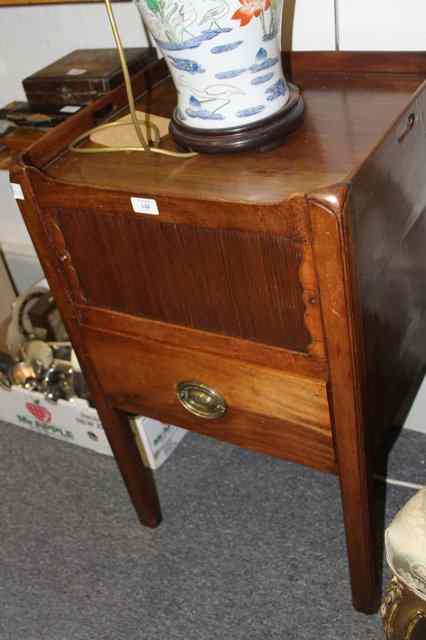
[
  {"x1": 381, "y1": 576, "x2": 426, "y2": 640},
  {"x1": 176, "y1": 380, "x2": 227, "y2": 419}
]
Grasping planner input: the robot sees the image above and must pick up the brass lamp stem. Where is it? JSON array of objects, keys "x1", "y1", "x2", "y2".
[
  {"x1": 68, "y1": 0, "x2": 197, "y2": 157},
  {"x1": 104, "y1": 0, "x2": 149, "y2": 151}
]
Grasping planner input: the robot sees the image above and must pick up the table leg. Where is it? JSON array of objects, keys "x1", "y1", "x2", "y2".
[
  {"x1": 14, "y1": 168, "x2": 162, "y2": 529},
  {"x1": 309, "y1": 190, "x2": 380, "y2": 612},
  {"x1": 96, "y1": 404, "x2": 162, "y2": 528},
  {"x1": 338, "y1": 455, "x2": 379, "y2": 613}
]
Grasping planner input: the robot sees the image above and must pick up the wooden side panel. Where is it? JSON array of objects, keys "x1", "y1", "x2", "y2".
[
  {"x1": 349, "y1": 85, "x2": 426, "y2": 441},
  {"x1": 51, "y1": 204, "x2": 322, "y2": 353}
]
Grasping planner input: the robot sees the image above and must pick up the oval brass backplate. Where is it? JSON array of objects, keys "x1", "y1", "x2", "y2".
[{"x1": 176, "y1": 380, "x2": 227, "y2": 420}]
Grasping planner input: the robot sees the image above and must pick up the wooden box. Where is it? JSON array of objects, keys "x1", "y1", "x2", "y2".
[
  {"x1": 11, "y1": 53, "x2": 426, "y2": 614},
  {"x1": 22, "y1": 48, "x2": 157, "y2": 109}
]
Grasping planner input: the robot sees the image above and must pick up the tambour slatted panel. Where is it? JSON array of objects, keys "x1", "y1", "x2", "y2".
[{"x1": 54, "y1": 208, "x2": 311, "y2": 351}]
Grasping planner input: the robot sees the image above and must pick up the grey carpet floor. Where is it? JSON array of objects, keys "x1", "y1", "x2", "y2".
[{"x1": 1, "y1": 420, "x2": 425, "y2": 640}]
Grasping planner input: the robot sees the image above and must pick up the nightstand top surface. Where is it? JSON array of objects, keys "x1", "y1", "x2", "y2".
[{"x1": 44, "y1": 57, "x2": 424, "y2": 205}]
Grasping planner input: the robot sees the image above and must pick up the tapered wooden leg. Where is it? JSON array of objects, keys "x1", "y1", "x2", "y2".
[
  {"x1": 309, "y1": 191, "x2": 380, "y2": 613},
  {"x1": 381, "y1": 577, "x2": 426, "y2": 639},
  {"x1": 338, "y1": 462, "x2": 379, "y2": 613},
  {"x1": 95, "y1": 403, "x2": 162, "y2": 528},
  {"x1": 14, "y1": 169, "x2": 162, "y2": 529}
]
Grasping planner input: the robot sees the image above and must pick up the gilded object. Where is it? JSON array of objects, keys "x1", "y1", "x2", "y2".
[{"x1": 381, "y1": 576, "x2": 426, "y2": 640}]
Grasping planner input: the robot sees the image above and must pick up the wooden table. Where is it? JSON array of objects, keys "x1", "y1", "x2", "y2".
[{"x1": 10, "y1": 52, "x2": 426, "y2": 614}]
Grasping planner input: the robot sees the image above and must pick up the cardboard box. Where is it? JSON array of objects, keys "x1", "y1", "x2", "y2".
[{"x1": 0, "y1": 386, "x2": 186, "y2": 469}]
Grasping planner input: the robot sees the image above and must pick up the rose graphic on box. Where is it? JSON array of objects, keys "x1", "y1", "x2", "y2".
[{"x1": 26, "y1": 401, "x2": 52, "y2": 424}]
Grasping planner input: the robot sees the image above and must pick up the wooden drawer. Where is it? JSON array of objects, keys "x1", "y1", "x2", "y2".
[{"x1": 80, "y1": 315, "x2": 336, "y2": 473}]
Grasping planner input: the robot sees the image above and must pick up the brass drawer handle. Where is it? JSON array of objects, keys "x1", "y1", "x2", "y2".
[{"x1": 176, "y1": 380, "x2": 227, "y2": 420}]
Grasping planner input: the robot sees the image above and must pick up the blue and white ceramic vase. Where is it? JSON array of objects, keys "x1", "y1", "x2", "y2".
[{"x1": 134, "y1": 0, "x2": 291, "y2": 132}]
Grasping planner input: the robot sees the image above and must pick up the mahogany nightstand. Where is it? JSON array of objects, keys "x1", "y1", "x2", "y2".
[{"x1": 11, "y1": 52, "x2": 426, "y2": 614}]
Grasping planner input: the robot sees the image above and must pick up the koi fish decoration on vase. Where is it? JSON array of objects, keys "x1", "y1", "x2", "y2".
[{"x1": 134, "y1": 0, "x2": 304, "y2": 152}]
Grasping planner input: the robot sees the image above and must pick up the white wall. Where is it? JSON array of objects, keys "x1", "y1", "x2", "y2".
[
  {"x1": 0, "y1": 3, "x2": 150, "y2": 105},
  {"x1": 291, "y1": 0, "x2": 335, "y2": 51},
  {"x1": 338, "y1": 0, "x2": 426, "y2": 51},
  {"x1": 405, "y1": 381, "x2": 426, "y2": 435},
  {"x1": 0, "y1": 171, "x2": 44, "y2": 292}
]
